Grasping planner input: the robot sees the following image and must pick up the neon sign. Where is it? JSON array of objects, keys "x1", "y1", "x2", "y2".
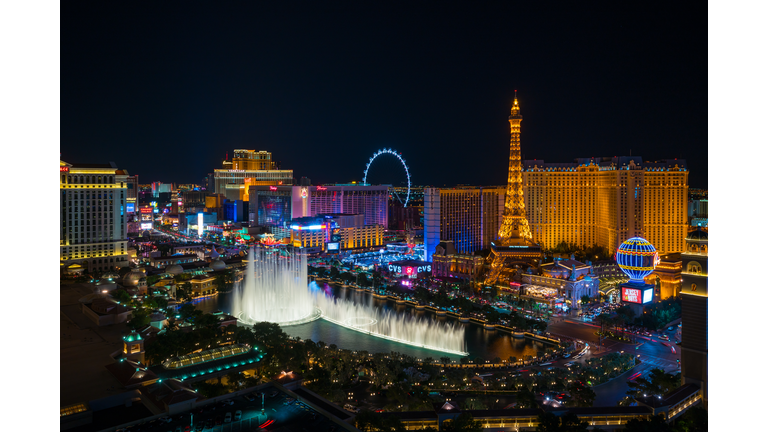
[
  {"x1": 621, "y1": 286, "x2": 653, "y2": 304},
  {"x1": 316, "y1": 186, "x2": 327, "y2": 191},
  {"x1": 269, "y1": 186, "x2": 277, "y2": 191},
  {"x1": 301, "y1": 187, "x2": 308, "y2": 199},
  {"x1": 60, "y1": 166, "x2": 69, "y2": 172}
]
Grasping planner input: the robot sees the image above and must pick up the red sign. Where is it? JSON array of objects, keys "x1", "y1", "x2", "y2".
[
  {"x1": 140, "y1": 207, "x2": 153, "y2": 214},
  {"x1": 316, "y1": 186, "x2": 327, "y2": 191},
  {"x1": 405, "y1": 267, "x2": 414, "y2": 275},
  {"x1": 621, "y1": 287, "x2": 641, "y2": 304},
  {"x1": 60, "y1": 166, "x2": 69, "y2": 172},
  {"x1": 269, "y1": 186, "x2": 277, "y2": 191}
]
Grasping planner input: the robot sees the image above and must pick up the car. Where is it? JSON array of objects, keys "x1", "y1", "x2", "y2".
[
  {"x1": 563, "y1": 353, "x2": 571, "y2": 358},
  {"x1": 659, "y1": 335, "x2": 669, "y2": 341},
  {"x1": 234, "y1": 410, "x2": 242, "y2": 421},
  {"x1": 224, "y1": 412, "x2": 232, "y2": 423},
  {"x1": 667, "y1": 326, "x2": 675, "y2": 332}
]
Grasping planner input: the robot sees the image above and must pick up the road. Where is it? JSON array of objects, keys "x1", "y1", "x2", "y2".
[{"x1": 546, "y1": 318, "x2": 681, "y2": 406}]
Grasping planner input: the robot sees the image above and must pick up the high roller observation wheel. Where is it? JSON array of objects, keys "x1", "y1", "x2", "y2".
[{"x1": 363, "y1": 148, "x2": 411, "y2": 207}]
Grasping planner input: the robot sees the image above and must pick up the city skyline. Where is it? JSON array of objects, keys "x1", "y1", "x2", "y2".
[{"x1": 61, "y1": 3, "x2": 707, "y2": 188}]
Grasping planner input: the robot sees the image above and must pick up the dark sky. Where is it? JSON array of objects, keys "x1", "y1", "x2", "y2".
[{"x1": 61, "y1": 2, "x2": 707, "y2": 188}]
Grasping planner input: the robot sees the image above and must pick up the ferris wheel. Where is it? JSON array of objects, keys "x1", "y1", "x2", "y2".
[{"x1": 363, "y1": 148, "x2": 411, "y2": 206}]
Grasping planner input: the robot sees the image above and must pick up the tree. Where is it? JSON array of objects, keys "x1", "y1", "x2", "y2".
[
  {"x1": 623, "y1": 415, "x2": 672, "y2": 432},
  {"x1": 671, "y1": 406, "x2": 707, "y2": 432},
  {"x1": 536, "y1": 412, "x2": 589, "y2": 432},
  {"x1": 153, "y1": 296, "x2": 168, "y2": 310},
  {"x1": 461, "y1": 398, "x2": 487, "y2": 410},
  {"x1": 127, "y1": 309, "x2": 150, "y2": 330},
  {"x1": 516, "y1": 385, "x2": 538, "y2": 409},
  {"x1": 580, "y1": 295, "x2": 591, "y2": 306},
  {"x1": 179, "y1": 303, "x2": 202, "y2": 321},
  {"x1": 441, "y1": 412, "x2": 482, "y2": 432},
  {"x1": 567, "y1": 381, "x2": 596, "y2": 407},
  {"x1": 111, "y1": 289, "x2": 132, "y2": 304},
  {"x1": 626, "y1": 368, "x2": 680, "y2": 399}
]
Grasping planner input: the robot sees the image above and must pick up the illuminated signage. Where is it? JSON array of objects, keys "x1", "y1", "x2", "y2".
[
  {"x1": 301, "y1": 187, "x2": 308, "y2": 199},
  {"x1": 126, "y1": 203, "x2": 135, "y2": 213},
  {"x1": 60, "y1": 166, "x2": 69, "y2": 172},
  {"x1": 316, "y1": 186, "x2": 327, "y2": 191},
  {"x1": 621, "y1": 286, "x2": 653, "y2": 304},
  {"x1": 140, "y1": 207, "x2": 153, "y2": 214},
  {"x1": 140, "y1": 222, "x2": 153, "y2": 230},
  {"x1": 327, "y1": 242, "x2": 339, "y2": 251},
  {"x1": 197, "y1": 213, "x2": 204, "y2": 237},
  {"x1": 269, "y1": 186, "x2": 277, "y2": 191},
  {"x1": 388, "y1": 264, "x2": 432, "y2": 275}
]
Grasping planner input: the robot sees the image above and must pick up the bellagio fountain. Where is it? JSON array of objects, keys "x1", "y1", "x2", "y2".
[{"x1": 231, "y1": 246, "x2": 468, "y2": 356}]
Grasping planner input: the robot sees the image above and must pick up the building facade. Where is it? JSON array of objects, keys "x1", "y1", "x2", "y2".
[
  {"x1": 521, "y1": 259, "x2": 599, "y2": 311},
  {"x1": 60, "y1": 161, "x2": 130, "y2": 273},
  {"x1": 431, "y1": 240, "x2": 484, "y2": 281},
  {"x1": 213, "y1": 149, "x2": 294, "y2": 197},
  {"x1": 289, "y1": 214, "x2": 384, "y2": 253},
  {"x1": 249, "y1": 185, "x2": 389, "y2": 237},
  {"x1": 522, "y1": 157, "x2": 688, "y2": 254},
  {"x1": 680, "y1": 227, "x2": 708, "y2": 408},
  {"x1": 423, "y1": 186, "x2": 505, "y2": 262}
]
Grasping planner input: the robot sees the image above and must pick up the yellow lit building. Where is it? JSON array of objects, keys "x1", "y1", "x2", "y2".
[
  {"x1": 60, "y1": 161, "x2": 130, "y2": 274},
  {"x1": 523, "y1": 157, "x2": 688, "y2": 254},
  {"x1": 680, "y1": 226, "x2": 708, "y2": 409}
]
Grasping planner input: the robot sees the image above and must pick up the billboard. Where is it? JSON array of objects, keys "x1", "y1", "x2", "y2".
[
  {"x1": 126, "y1": 203, "x2": 135, "y2": 213},
  {"x1": 140, "y1": 222, "x2": 153, "y2": 230},
  {"x1": 326, "y1": 242, "x2": 340, "y2": 251},
  {"x1": 388, "y1": 264, "x2": 432, "y2": 275},
  {"x1": 621, "y1": 286, "x2": 654, "y2": 304}
]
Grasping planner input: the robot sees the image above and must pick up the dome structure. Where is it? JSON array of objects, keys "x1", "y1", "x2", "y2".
[
  {"x1": 165, "y1": 264, "x2": 184, "y2": 275},
  {"x1": 615, "y1": 237, "x2": 660, "y2": 282},
  {"x1": 686, "y1": 227, "x2": 708, "y2": 241},
  {"x1": 210, "y1": 260, "x2": 227, "y2": 271},
  {"x1": 122, "y1": 268, "x2": 147, "y2": 286}
]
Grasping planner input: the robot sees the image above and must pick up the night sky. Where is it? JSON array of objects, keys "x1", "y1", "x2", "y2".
[{"x1": 61, "y1": 2, "x2": 707, "y2": 188}]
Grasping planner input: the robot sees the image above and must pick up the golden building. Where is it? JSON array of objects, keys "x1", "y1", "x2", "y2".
[
  {"x1": 523, "y1": 157, "x2": 688, "y2": 254},
  {"x1": 60, "y1": 160, "x2": 130, "y2": 274}
]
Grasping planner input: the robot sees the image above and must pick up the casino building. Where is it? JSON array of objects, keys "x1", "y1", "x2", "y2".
[
  {"x1": 680, "y1": 226, "x2": 708, "y2": 408},
  {"x1": 213, "y1": 149, "x2": 294, "y2": 199},
  {"x1": 520, "y1": 258, "x2": 599, "y2": 312},
  {"x1": 60, "y1": 161, "x2": 130, "y2": 274},
  {"x1": 522, "y1": 157, "x2": 688, "y2": 255}
]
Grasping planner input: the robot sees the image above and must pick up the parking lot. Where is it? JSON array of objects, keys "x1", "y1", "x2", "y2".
[{"x1": 116, "y1": 385, "x2": 343, "y2": 432}]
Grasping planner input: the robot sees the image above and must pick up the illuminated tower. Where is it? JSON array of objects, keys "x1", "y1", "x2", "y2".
[{"x1": 485, "y1": 93, "x2": 541, "y2": 285}]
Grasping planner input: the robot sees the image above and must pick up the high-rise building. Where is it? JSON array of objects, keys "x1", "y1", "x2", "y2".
[
  {"x1": 522, "y1": 157, "x2": 689, "y2": 254},
  {"x1": 248, "y1": 185, "x2": 389, "y2": 238},
  {"x1": 423, "y1": 186, "x2": 505, "y2": 262},
  {"x1": 60, "y1": 161, "x2": 130, "y2": 274},
  {"x1": 485, "y1": 93, "x2": 542, "y2": 285},
  {"x1": 213, "y1": 149, "x2": 294, "y2": 197},
  {"x1": 680, "y1": 226, "x2": 708, "y2": 408}
]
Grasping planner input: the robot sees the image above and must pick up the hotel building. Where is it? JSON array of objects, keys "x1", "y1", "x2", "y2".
[
  {"x1": 522, "y1": 156, "x2": 688, "y2": 254},
  {"x1": 249, "y1": 185, "x2": 389, "y2": 238},
  {"x1": 680, "y1": 226, "x2": 708, "y2": 408},
  {"x1": 213, "y1": 149, "x2": 294, "y2": 199},
  {"x1": 423, "y1": 186, "x2": 505, "y2": 262},
  {"x1": 60, "y1": 161, "x2": 130, "y2": 274}
]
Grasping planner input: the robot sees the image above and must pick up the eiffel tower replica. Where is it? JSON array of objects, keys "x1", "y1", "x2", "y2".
[{"x1": 484, "y1": 92, "x2": 542, "y2": 286}]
